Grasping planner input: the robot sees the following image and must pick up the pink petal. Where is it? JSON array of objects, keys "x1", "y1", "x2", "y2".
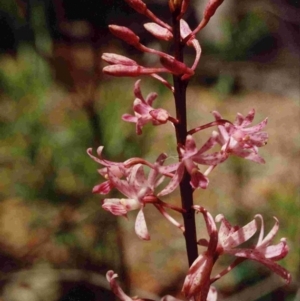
[
  {"x1": 161, "y1": 296, "x2": 182, "y2": 301},
  {"x1": 180, "y1": 19, "x2": 192, "y2": 40},
  {"x1": 102, "y1": 199, "x2": 128, "y2": 216},
  {"x1": 92, "y1": 181, "x2": 113, "y2": 194},
  {"x1": 106, "y1": 270, "x2": 133, "y2": 301},
  {"x1": 185, "y1": 135, "x2": 198, "y2": 154},
  {"x1": 226, "y1": 248, "x2": 291, "y2": 284},
  {"x1": 135, "y1": 208, "x2": 150, "y2": 240},
  {"x1": 144, "y1": 23, "x2": 173, "y2": 41},
  {"x1": 212, "y1": 110, "x2": 222, "y2": 120},
  {"x1": 264, "y1": 239, "x2": 289, "y2": 260},
  {"x1": 133, "y1": 79, "x2": 144, "y2": 100},
  {"x1": 242, "y1": 118, "x2": 268, "y2": 134},
  {"x1": 190, "y1": 170, "x2": 209, "y2": 189},
  {"x1": 242, "y1": 108, "x2": 255, "y2": 126},
  {"x1": 207, "y1": 286, "x2": 218, "y2": 301},
  {"x1": 248, "y1": 132, "x2": 268, "y2": 147},
  {"x1": 107, "y1": 169, "x2": 135, "y2": 198},
  {"x1": 158, "y1": 163, "x2": 184, "y2": 196},
  {"x1": 192, "y1": 151, "x2": 228, "y2": 165},
  {"x1": 87, "y1": 147, "x2": 122, "y2": 167},
  {"x1": 194, "y1": 206, "x2": 218, "y2": 249},
  {"x1": 122, "y1": 114, "x2": 137, "y2": 123},
  {"x1": 223, "y1": 219, "x2": 257, "y2": 249},
  {"x1": 235, "y1": 112, "x2": 245, "y2": 126},
  {"x1": 182, "y1": 253, "x2": 214, "y2": 298},
  {"x1": 149, "y1": 109, "x2": 169, "y2": 123},
  {"x1": 215, "y1": 214, "x2": 234, "y2": 240},
  {"x1": 134, "y1": 99, "x2": 150, "y2": 115},
  {"x1": 159, "y1": 162, "x2": 181, "y2": 174},
  {"x1": 145, "y1": 92, "x2": 158, "y2": 106},
  {"x1": 256, "y1": 216, "x2": 279, "y2": 248},
  {"x1": 233, "y1": 148, "x2": 266, "y2": 164}
]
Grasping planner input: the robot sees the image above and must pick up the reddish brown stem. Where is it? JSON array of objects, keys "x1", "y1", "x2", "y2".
[{"x1": 171, "y1": 9, "x2": 198, "y2": 267}]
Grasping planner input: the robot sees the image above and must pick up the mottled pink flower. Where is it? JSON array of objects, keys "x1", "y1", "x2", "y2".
[
  {"x1": 183, "y1": 206, "x2": 290, "y2": 300},
  {"x1": 212, "y1": 109, "x2": 268, "y2": 163},
  {"x1": 159, "y1": 135, "x2": 227, "y2": 196},
  {"x1": 122, "y1": 80, "x2": 170, "y2": 135},
  {"x1": 104, "y1": 154, "x2": 184, "y2": 240}
]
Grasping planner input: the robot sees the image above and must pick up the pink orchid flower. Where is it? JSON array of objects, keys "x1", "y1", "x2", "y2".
[
  {"x1": 216, "y1": 214, "x2": 291, "y2": 283},
  {"x1": 212, "y1": 109, "x2": 268, "y2": 163},
  {"x1": 183, "y1": 206, "x2": 290, "y2": 300},
  {"x1": 103, "y1": 154, "x2": 184, "y2": 240},
  {"x1": 158, "y1": 135, "x2": 227, "y2": 196},
  {"x1": 122, "y1": 80, "x2": 170, "y2": 135}
]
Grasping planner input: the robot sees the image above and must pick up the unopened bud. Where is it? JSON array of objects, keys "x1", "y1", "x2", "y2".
[
  {"x1": 169, "y1": 0, "x2": 183, "y2": 12},
  {"x1": 203, "y1": 0, "x2": 225, "y2": 24},
  {"x1": 179, "y1": 0, "x2": 190, "y2": 18},
  {"x1": 124, "y1": 0, "x2": 147, "y2": 14},
  {"x1": 109, "y1": 25, "x2": 140, "y2": 46},
  {"x1": 103, "y1": 65, "x2": 165, "y2": 77},
  {"x1": 103, "y1": 65, "x2": 143, "y2": 77},
  {"x1": 102, "y1": 53, "x2": 138, "y2": 66}
]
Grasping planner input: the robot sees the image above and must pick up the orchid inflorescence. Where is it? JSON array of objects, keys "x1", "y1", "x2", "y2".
[{"x1": 87, "y1": 0, "x2": 290, "y2": 300}]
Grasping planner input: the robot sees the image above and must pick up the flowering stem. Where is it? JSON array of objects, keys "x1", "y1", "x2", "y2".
[{"x1": 172, "y1": 8, "x2": 198, "y2": 267}]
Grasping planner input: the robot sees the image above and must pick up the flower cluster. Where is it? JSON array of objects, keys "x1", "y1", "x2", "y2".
[
  {"x1": 86, "y1": 0, "x2": 290, "y2": 300},
  {"x1": 88, "y1": 107, "x2": 268, "y2": 240},
  {"x1": 182, "y1": 207, "x2": 291, "y2": 299},
  {"x1": 105, "y1": 207, "x2": 290, "y2": 301}
]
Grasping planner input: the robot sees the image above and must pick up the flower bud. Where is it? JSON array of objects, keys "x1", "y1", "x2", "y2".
[
  {"x1": 124, "y1": 0, "x2": 147, "y2": 14},
  {"x1": 103, "y1": 65, "x2": 143, "y2": 77},
  {"x1": 109, "y1": 25, "x2": 140, "y2": 46},
  {"x1": 169, "y1": 0, "x2": 183, "y2": 12},
  {"x1": 102, "y1": 53, "x2": 138, "y2": 66},
  {"x1": 203, "y1": 0, "x2": 225, "y2": 24},
  {"x1": 103, "y1": 65, "x2": 165, "y2": 77}
]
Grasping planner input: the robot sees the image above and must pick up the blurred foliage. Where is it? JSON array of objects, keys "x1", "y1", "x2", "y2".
[{"x1": 205, "y1": 11, "x2": 269, "y2": 61}]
